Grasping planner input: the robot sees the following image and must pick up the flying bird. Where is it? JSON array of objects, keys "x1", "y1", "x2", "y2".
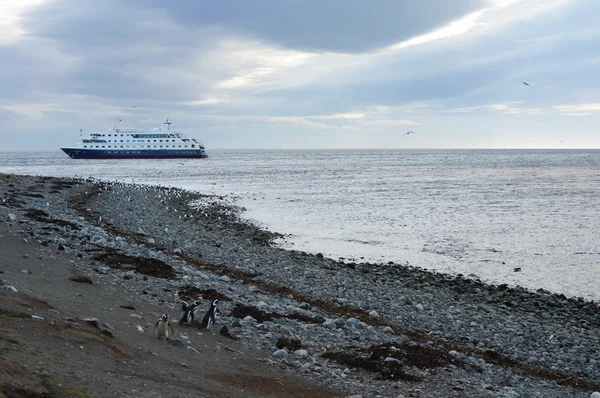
[
  {"x1": 132, "y1": 105, "x2": 137, "y2": 108},
  {"x1": 403, "y1": 131, "x2": 415, "y2": 136},
  {"x1": 522, "y1": 82, "x2": 529, "y2": 86}
]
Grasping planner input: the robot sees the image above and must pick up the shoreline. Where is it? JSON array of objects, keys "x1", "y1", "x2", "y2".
[{"x1": 1, "y1": 172, "x2": 599, "y2": 397}]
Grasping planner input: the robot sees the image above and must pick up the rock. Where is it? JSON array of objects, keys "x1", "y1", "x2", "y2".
[
  {"x1": 368, "y1": 310, "x2": 380, "y2": 318},
  {"x1": 69, "y1": 275, "x2": 93, "y2": 284},
  {"x1": 0, "y1": 285, "x2": 18, "y2": 293},
  {"x1": 82, "y1": 318, "x2": 100, "y2": 328},
  {"x1": 241, "y1": 316, "x2": 257, "y2": 326},
  {"x1": 219, "y1": 275, "x2": 230, "y2": 282},
  {"x1": 415, "y1": 303, "x2": 424, "y2": 311},
  {"x1": 220, "y1": 325, "x2": 238, "y2": 340},
  {"x1": 8, "y1": 213, "x2": 16, "y2": 221},
  {"x1": 173, "y1": 248, "x2": 183, "y2": 255},
  {"x1": 591, "y1": 393, "x2": 600, "y2": 398},
  {"x1": 129, "y1": 314, "x2": 143, "y2": 320},
  {"x1": 382, "y1": 326, "x2": 395, "y2": 334},
  {"x1": 322, "y1": 320, "x2": 335, "y2": 329},
  {"x1": 123, "y1": 271, "x2": 136, "y2": 280},
  {"x1": 169, "y1": 339, "x2": 185, "y2": 347},
  {"x1": 294, "y1": 349, "x2": 309, "y2": 357},
  {"x1": 272, "y1": 349, "x2": 288, "y2": 358},
  {"x1": 31, "y1": 315, "x2": 44, "y2": 320}
]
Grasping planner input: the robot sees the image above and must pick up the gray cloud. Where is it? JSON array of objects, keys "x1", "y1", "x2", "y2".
[{"x1": 24, "y1": 0, "x2": 488, "y2": 53}]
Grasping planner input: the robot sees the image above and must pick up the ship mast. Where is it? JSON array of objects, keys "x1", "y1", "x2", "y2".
[{"x1": 164, "y1": 118, "x2": 171, "y2": 130}]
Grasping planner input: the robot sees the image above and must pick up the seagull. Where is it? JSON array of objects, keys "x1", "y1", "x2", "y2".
[
  {"x1": 522, "y1": 82, "x2": 529, "y2": 86},
  {"x1": 132, "y1": 105, "x2": 137, "y2": 108},
  {"x1": 403, "y1": 131, "x2": 415, "y2": 136}
]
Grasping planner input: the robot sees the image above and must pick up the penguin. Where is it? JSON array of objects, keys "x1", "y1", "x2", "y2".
[
  {"x1": 180, "y1": 300, "x2": 202, "y2": 326},
  {"x1": 155, "y1": 314, "x2": 174, "y2": 339},
  {"x1": 199, "y1": 299, "x2": 219, "y2": 330}
]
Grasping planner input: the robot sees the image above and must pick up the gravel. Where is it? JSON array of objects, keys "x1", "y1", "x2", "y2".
[{"x1": 2, "y1": 173, "x2": 599, "y2": 398}]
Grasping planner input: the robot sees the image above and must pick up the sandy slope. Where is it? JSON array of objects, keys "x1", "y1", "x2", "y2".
[{"x1": 0, "y1": 220, "x2": 342, "y2": 397}]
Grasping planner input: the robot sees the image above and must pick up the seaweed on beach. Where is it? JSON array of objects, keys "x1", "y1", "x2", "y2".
[
  {"x1": 25, "y1": 208, "x2": 81, "y2": 230},
  {"x1": 321, "y1": 341, "x2": 469, "y2": 382},
  {"x1": 93, "y1": 251, "x2": 176, "y2": 279},
  {"x1": 230, "y1": 303, "x2": 324, "y2": 324}
]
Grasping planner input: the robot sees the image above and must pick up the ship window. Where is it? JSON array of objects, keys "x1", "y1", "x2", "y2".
[
  {"x1": 96, "y1": 146, "x2": 99, "y2": 148},
  {"x1": 102, "y1": 146, "x2": 105, "y2": 148},
  {"x1": 153, "y1": 140, "x2": 156, "y2": 142},
  {"x1": 120, "y1": 134, "x2": 123, "y2": 137},
  {"x1": 120, "y1": 146, "x2": 123, "y2": 148},
  {"x1": 108, "y1": 134, "x2": 111, "y2": 136},
  {"x1": 159, "y1": 140, "x2": 163, "y2": 142},
  {"x1": 126, "y1": 140, "x2": 129, "y2": 142},
  {"x1": 192, "y1": 145, "x2": 195, "y2": 148},
  {"x1": 84, "y1": 146, "x2": 87, "y2": 148},
  {"x1": 120, "y1": 140, "x2": 123, "y2": 142},
  {"x1": 148, "y1": 146, "x2": 151, "y2": 148}
]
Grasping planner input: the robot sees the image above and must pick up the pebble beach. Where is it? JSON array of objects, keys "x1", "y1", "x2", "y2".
[{"x1": 1, "y1": 172, "x2": 599, "y2": 398}]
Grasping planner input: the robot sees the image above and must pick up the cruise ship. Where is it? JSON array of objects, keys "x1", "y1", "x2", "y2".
[{"x1": 61, "y1": 120, "x2": 207, "y2": 159}]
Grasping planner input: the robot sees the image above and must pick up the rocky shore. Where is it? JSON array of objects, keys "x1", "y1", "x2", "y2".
[{"x1": 1, "y1": 172, "x2": 599, "y2": 398}]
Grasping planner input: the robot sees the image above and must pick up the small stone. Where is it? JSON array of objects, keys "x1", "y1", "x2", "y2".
[
  {"x1": 294, "y1": 349, "x2": 308, "y2": 357},
  {"x1": 8, "y1": 213, "x2": 16, "y2": 221},
  {"x1": 82, "y1": 318, "x2": 100, "y2": 328},
  {"x1": 169, "y1": 339, "x2": 185, "y2": 347},
  {"x1": 69, "y1": 275, "x2": 93, "y2": 284},
  {"x1": 415, "y1": 303, "x2": 424, "y2": 311},
  {"x1": 31, "y1": 315, "x2": 44, "y2": 320},
  {"x1": 0, "y1": 285, "x2": 18, "y2": 293},
  {"x1": 368, "y1": 310, "x2": 379, "y2": 318},
  {"x1": 129, "y1": 314, "x2": 143, "y2": 320},
  {"x1": 382, "y1": 326, "x2": 394, "y2": 334},
  {"x1": 241, "y1": 316, "x2": 257, "y2": 325},
  {"x1": 591, "y1": 393, "x2": 600, "y2": 398},
  {"x1": 219, "y1": 275, "x2": 230, "y2": 282},
  {"x1": 272, "y1": 349, "x2": 288, "y2": 359}
]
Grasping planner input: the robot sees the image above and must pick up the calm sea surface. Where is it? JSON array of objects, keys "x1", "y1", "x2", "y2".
[{"x1": 2, "y1": 149, "x2": 599, "y2": 301}]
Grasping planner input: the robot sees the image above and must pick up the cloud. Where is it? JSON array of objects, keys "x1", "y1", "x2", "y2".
[
  {"x1": 363, "y1": 119, "x2": 421, "y2": 126},
  {"x1": 450, "y1": 102, "x2": 545, "y2": 115},
  {"x1": 130, "y1": 0, "x2": 488, "y2": 53},
  {"x1": 554, "y1": 103, "x2": 600, "y2": 114}
]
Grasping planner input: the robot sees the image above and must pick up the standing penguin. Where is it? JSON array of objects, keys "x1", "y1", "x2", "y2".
[
  {"x1": 180, "y1": 300, "x2": 201, "y2": 326},
  {"x1": 155, "y1": 314, "x2": 175, "y2": 339},
  {"x1": 199, "y1": 299, "x2": 219, "y2": 330}
]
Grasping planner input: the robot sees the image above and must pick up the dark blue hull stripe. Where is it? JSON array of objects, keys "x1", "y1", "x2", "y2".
[{"x1": 61, "y1": 148, "x2": 208, "y2": 159}]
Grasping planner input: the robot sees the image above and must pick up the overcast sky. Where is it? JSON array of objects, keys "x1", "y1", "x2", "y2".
[{"x1": 1, "y1": 0, "x2": 599, "y2": 150}]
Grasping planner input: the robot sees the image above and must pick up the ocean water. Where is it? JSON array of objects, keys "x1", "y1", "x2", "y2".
[{"x1": 1, "y1": 149, "x2": 599, "y2": 301}]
